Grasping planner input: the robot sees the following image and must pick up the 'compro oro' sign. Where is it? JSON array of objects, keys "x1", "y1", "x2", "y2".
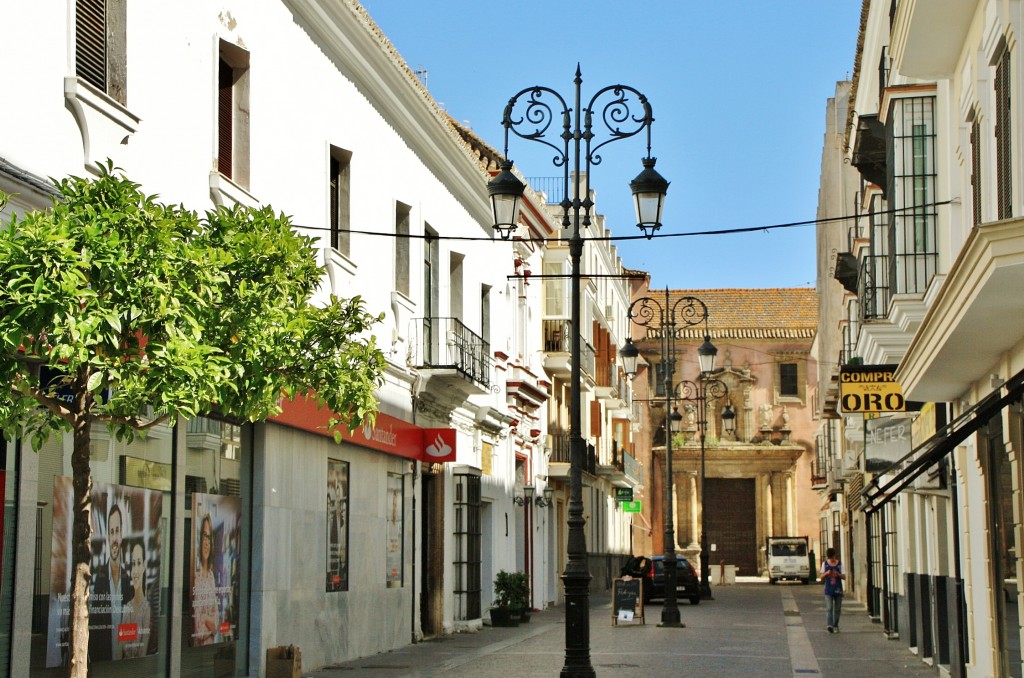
[{"x1": 839, "y1": 364, "x2": 905, "y2": 413}]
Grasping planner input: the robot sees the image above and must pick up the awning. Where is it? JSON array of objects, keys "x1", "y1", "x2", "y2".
[{"x1": 863, "y1": 369, "x2": 1024, "y2": 513}]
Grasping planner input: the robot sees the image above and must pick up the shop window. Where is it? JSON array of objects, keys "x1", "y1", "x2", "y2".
[
  {"x1": 385, "y1": 473, "x2": 404, "y2": 589},
  {"x1": 31, "y1": 421, "x2": 174, "y2": 676},
  {"x1": 0, "y1": 439, "x2": 16, "y2": 675},
  {"x1": 326, "y1": 459, "x2": 349, "y2": 592},
  {"x1": 181, "y1": 415, "x2": 250, "y2": 676}
]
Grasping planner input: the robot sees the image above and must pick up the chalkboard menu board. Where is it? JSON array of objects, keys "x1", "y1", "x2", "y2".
[{"x1": 612, "y1": 577, "x2": 644, "y2": 625}]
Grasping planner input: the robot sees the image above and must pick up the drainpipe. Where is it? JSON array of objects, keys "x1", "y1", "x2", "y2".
[
  {"x1": 948, "y1": 404, "x2": 965, "y2": 673},
  {"x1": 410, "y1": 373, "x2": 422, "y2": 643}
]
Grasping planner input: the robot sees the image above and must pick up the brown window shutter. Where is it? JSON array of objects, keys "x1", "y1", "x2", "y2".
[
  {"x1": 329, "y1": 156, "x2": 340, "y2": 250},
  {"x1": 76, "y1": 0, "x2": 106, "y2": 91},
  {"x1": 218, "y1": 59, "x2": 233, "y2": 179},
  {"x1": 590, "y1": 400, "x2": 601, "y2": 438},
  {"x1": 996, "y1": 50, "x2": 1012, "y2": 219},
  {"x1": 971, "y1": 117, "x2": 982, "y2": 227}
]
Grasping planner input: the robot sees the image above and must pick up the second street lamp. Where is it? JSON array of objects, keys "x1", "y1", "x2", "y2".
[
  {"x1": 622, "y1": 289, "x2": 710, "y2": 627},
  {"x1": 672, "y1": 370, "x2": 729, "y2": 601},
  {"x1": 488, "y1": 67, "x2": 667, "y2": 678}
]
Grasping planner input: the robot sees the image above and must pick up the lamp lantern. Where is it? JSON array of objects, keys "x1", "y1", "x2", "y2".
[
  {"x1": 722, "y1": 403, "x2": 736, "y2": 435},
  {"x1": 697, "y1": 334, "x2": 717, "y2": 375},
  {"x1": 670, "y1": 407, "x2": 684, "y2": 433},
  {"x1": 630, "y1": 157, "x2": 670, "y2": 239},
  {"x1": 620, "y1": 338, "x2": 641, "y2": 377},
  {"x1": 487, "y1": 160, "x2": 526, "y2": 240}
]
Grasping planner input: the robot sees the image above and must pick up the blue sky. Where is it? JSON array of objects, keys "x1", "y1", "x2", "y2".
[{"x1": 360, "y1": 1, "x2": 862, "y2": 289}]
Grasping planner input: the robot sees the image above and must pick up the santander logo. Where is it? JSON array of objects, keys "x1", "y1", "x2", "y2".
[{"x1": 425, "y1": 433, "x2": 453, "y2": 459}]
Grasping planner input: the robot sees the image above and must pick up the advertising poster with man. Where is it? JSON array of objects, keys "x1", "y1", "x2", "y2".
[
  {"x1": 189, "y1": 492, "x2": 242, "y2": 646},
  {"x1": 46, "y1": 476, "x2": 163, "y2": 666}
]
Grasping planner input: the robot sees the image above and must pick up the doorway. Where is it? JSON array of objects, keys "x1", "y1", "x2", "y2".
[{"x1": 705, "y1": 478, "x2": 756, "y2": 575}]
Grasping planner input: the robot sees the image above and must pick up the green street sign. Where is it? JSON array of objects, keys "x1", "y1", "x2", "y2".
[
  {"x1": 614, "y1": 487, "x2": 634, "y2": 502},
  {"x1": 621, "y1": 500, "x2": 641, "y2": 513}
]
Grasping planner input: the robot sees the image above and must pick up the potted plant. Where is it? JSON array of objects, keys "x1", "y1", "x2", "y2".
[{"x1": 490, "y1": 570, "x2": 530, "y2": 626}]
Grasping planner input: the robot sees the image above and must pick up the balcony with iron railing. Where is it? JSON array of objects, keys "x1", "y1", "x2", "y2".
[
  {"x1": 409, "y1": 317, "x2": 492, "y2": 400},
  {"x1": 859, "y1": 254, "x2": 890, "y2": 321},
  {"x1": 812, "y1": 435, "x2": 829, "y2": 489},
  {"x1": 547, "y1": 428, "x2": 596, "y2": 475},
  {"x1": 542, "y1": 319, "x2": 596, "y2": 381}
]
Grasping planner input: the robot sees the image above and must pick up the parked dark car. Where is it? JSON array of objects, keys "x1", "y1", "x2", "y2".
[{"x1": 622, "y1": 555, "x2": 701, "y2": 605}]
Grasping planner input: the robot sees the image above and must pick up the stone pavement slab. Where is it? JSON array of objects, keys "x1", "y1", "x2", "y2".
[{"x1": 307, "y1": 583, "x2": 939, "y2": 678}]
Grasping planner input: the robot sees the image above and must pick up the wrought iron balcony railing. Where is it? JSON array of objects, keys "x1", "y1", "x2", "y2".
[
  {"x1": 542, "y1": 319, "x2": 595, "y2": 377},
  {"x1": 409, "y1": 317, "x2": 491, "y2": 389}
]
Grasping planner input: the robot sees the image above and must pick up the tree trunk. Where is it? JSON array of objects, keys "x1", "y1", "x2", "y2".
[{"x1": 67, "y1": 377, "x2": 94, "y2": 678}]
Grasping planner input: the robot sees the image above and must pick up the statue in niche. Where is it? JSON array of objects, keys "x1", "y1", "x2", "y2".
[
  {"x1": 781, "y1": 405, "x2": 790, "y2": 428},
  {"x1": 759, "y1": 403, "x2": 774, "y2": 429},
  {"x1": 684, "y1": 403, "x2": 697, "y2": 427}
]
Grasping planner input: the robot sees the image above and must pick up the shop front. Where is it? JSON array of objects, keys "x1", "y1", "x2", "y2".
[{"x1": 1, "y1": 399, "x2": 454, "y2": 677}]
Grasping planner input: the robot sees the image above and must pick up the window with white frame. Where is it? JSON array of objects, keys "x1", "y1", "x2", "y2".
[
  {"x1": 217, "y1": 41, "x2": 251, "y2": 187},
  {"x1": 329, "y1": 148, "x2": 352, "y2": 256},
  {"x1": 888, "y1": 95, "x2": 937, "y2": 295}
]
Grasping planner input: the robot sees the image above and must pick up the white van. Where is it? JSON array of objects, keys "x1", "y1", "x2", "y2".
[{"x1": 766, "y1": 536, "x2": 811, "y2": 584}]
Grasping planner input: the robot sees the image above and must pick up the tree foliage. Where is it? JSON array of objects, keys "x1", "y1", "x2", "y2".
[
  {"x1": 0, "y1": 163, "x2": 385, "y2": 439},
  {"x1": 0, "y1": 163, "x2": 386, "y2": 676}
]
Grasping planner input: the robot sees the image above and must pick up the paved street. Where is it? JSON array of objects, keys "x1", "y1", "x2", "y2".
[{"x1": 309, "y1": 582, "x2": 938, "y2": 677}]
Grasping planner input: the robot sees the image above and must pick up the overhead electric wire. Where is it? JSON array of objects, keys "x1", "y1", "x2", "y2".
[{"x1": 288, "y1": 199, "x2": 956, "y2": 244}]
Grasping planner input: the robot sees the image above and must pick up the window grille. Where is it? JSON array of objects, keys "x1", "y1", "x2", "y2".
[
  {"x1": 887, "y1": 95, "x2": 938, "y2": 295},
  {"x1": 452, "y1": 473, "x2": 481, "y2": 620},
  {"x1": 862, "y1": 193, "x2": 891, "y2": 320}
]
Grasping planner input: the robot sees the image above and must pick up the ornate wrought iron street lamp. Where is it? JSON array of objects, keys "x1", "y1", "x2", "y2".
[
  {"x1": 621, "y1": 290, "x2": 709, "y2": 625},
  {"x1": 488, "y1": 67, "x2": 668, "y2": 677},
  {"x1": 670, "y1": 371, "x2": 730, "y2": 600}
]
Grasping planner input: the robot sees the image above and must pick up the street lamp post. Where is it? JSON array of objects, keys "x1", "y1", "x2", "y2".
[
  {"x1": 622, "y1": 292, "x2": 733, "y2": 605},
  {"x1": 671, "y1": 372, "x2": 730, "y2": 600},
  {"x1": 621, "y1": 290, "x2": 710, "y2": 625},
  {"x1": 487, "y1": 67, "x2": 668, "y2": 677}
]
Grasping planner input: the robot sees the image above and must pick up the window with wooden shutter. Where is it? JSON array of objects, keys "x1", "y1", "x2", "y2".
[
  {"x1": 971, "y1": 116, "x2": 982, "y2": 227},
  {"x1": 76, "y1": 0, "x2": 106, "y2": 92},
  {"x1": 75, "y1": 0, "x2": 127, "y2": 105},
  {"x1": 995, "y1": 48, "x2": 1012, "y2": 219},
  {"x1": 329, "y1": 148, "x2": 352, "y2": 255},
  {"x1": 217, "y1": 41, "x2": 250, "y2": 188},
  {"x1": 218, "y1": 59, "x2": 233, "y2": 179}
]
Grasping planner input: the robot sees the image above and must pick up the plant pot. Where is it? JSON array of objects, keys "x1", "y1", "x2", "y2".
[
  {"x1": 516, "y1": 608, "x2": 531, "y2": 623},
  {"x1": 489, "y1": 607, "x2": 519, "y2": 627}
]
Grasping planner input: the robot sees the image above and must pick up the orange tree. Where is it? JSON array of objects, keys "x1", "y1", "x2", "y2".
[{"x1": 0, "y1": 164, "x2": 385, "y2": 677}]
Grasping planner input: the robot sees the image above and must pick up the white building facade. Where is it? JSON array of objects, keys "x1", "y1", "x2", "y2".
[
  {"x1": 817, "y1": 1, "x2": 1024, "y2": 676},
  {"x1": 0, "y1": 0, "x2": 580, "y2": 675}
]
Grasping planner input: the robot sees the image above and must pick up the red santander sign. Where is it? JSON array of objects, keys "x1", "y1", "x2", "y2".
[{"x1": 271, "y1": 394, "x2": 456, "y2": 463}]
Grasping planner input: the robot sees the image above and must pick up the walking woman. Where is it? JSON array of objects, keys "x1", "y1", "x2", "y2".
[{"x1": 821, "y1": 547, "x2": 845, "y2": 633}]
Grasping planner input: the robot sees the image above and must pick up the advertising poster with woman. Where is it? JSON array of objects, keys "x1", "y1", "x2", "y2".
[
  {"x1": 326, "y1": 460, "x2": 349, "y2": 591},
  {"x1": 189, "y1": 492, "x2": 241, "y2": 646},
  {"x1": 386, "y1": 473, "x2": 403, "y2": 587},
  {"x1": 46, "y1": 477, "x2": 163, "y2": 666}
]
